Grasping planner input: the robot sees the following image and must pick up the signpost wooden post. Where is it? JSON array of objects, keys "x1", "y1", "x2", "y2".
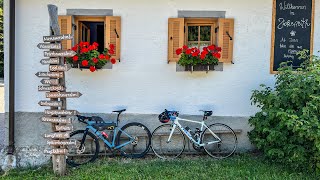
[{"x1": 35, "y1": 4, "x2": 81, "y2": 176}]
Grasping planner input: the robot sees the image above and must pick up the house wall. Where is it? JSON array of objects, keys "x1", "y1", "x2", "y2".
[{"x1": 2, "y1": 0, "x2": 320, "y2": 167}]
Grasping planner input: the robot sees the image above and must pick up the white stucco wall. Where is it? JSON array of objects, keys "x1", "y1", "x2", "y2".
[{"x1": 4, "y1": 0, "x2": 320, "y2": 116}]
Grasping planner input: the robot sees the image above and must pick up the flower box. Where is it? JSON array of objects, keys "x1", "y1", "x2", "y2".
[
  {"x1": 71, "y1": 62, "x2": 113, "y2": 70},
  {"x1": 66, "y1": 42, "x2": 116, "y2": 72},
  {"x1": 175, "y1": 45, "x2": 222, "y2": 73},
  {"x1": 176, "y1": 63, "x2": 223, "y2": 72}
]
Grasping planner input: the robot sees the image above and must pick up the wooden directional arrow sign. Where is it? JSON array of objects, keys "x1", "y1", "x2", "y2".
[
  {"x1": 49, "y1": 65, "x2": 71, "y2": 72},
  {"x1": 44, "y1": 109, "x2": 79, "y2": 116},
  {"x1": 37, "y1": 43, "x2": 62, "y2": 50},
  {"x1": 43, "y1": 34, "x2": 73, "y2": 42},
  {"x1": 41, "y1": 117, "x2": 72, "y2": 124},
  {"x1": 46, "y1": 92, "x2": 82, "y2": 98},
  {"x1": 47, "y1": 140, "x2": 76, "y2": 146},
  {"x1": 38, "y1": 100, "x2": 63, "y2": 107},
  {"x1": 54, "y1": 125, "x2": 73, "y2": 132},
  {"x1": 38, "y1": 85, "x2": 65, "y2": 92},
  {"x1": 35, "y1": 72, "x2": 63, "y2": 78},
  {"x1": 40, "y1": 58, "x2": 60, "y2": 65},
  {"x1": 44, "y1": 149, "x2": 68, "y2": 155},
  {"x1": 44, "y1": 50, "x2": 76, "y2": 57},
  {"x1": 44, "y1": 132, "x2": 70, "y2": 139},
  {"x1": 41, "y1": 79, "x2": 59, "y2": 85}
]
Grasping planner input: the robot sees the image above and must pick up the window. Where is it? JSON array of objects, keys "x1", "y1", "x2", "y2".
[
  {"x1": 168, "y1": 18, "x2": 234, "y2": 63},
  {"x1": 58, "y1": 16, "x2": 121, "y2": 60}
]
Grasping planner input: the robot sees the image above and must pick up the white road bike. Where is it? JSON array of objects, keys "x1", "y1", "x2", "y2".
[{"x1": 151, "y1": 109, "x2": 237, "y2": 159}]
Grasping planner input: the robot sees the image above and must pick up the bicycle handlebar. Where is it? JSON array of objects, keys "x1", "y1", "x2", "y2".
[{"x1": 76, "y1": 115, "x2": 91, "y2": 124}]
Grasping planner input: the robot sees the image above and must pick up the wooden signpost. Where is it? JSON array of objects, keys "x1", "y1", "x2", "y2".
[
  {"x1": 43, "y1": 34, "x2": 73, "y2": 42},
  {"x1": 44, "y1": 149, "x2": 68, "y2": 155},
  {"x1": 37, "y1": 43, "x2": 62, "y2": 50},
  {"x1": 38, "y1": 100, "x2": 63, "y2": 107},
  {"x1": 49, "y1": 65, "x2": 71, "y2": 72},
  {"x1": 46, "y1": 92, "x2": 82, "y2": 98},
  {"x1": 40, "y1": 58, "x2": 60, "y2": 65},
  {"x1": 41, "y1": 79, "x2": 60, "y2": 85},
  {"x1": 36, "y1": 72, "x2": 64, "y2": 78},
  {"x1": 41, "y1": 116, "x2": 72, "y2": 124},
  {"x1": 44, "y1": 109, "x2": 79, "y2": 116},
  {"x1": 35, "y1": 4, "x2": 81, "y2": 176},
  {"x1": 44, "y1": 50, "x2": 77, "y2": 58},
  {"x1": 38, "y1": 85, "x2": 65, "y2": 92}
]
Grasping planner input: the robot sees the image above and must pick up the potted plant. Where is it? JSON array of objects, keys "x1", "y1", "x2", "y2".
[
  {"x1": 176, "y1": 45, "x2": 222, "y2": 72},
  {"x1": 66, "y1": 42, "x2": 116, "y2": 72}
]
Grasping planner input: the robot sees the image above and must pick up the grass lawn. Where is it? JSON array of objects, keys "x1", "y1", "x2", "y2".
[{"x1": 0, "y1": 154, "x2": 317, "y2": 180}]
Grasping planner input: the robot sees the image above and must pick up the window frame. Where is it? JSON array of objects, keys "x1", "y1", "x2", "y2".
[
  {"x1": 184, "y1": 18, "x2": 217, "y2": 49},
  {"x1": 74, "y1": 16, "x2": 105, "y2": 47}
]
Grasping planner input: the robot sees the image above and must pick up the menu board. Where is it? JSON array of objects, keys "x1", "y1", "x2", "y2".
[{"x1": 270, "y1": 0, "x2": 314, "y2": 73}]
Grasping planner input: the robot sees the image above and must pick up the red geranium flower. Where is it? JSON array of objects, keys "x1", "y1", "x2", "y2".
[
  {"x1": 176, "y1": 48, "x2": 183, "y2": 55},
  {"x1": 92, "y1": 57, "x2": 98, "y2": 64},
  {"x1": 80, "y1": 48, "x2": 89, "y2": 54},
  {"x1": 109, "y1": 49, "x2": 115, "y2": 55},
  {"x1": 72, "y1": 45, "x2": 78, "y2": 51},
  {"x1": 212, "y1": 52, "x2": 221, "y2": 59},
  {"x1": 208, "y1": 45, "x2": 215, "y2": 51},
  {"x1": 111, "y1": 58, "x2": 116, "y2": 64},
  {"x1": 216, "y1": 47, "x2": 222, "y2": 52},
  {"x1": 192, "y1": 52, "x2": 198, "y2": 57},
  {"x1": 88, "y1": 45, "x2": 96, "y2": 51},
  {"x1": 99, "y1": 54, "x2": 105, "y2": 60},
  {"x1": 109, "y1": 44, "x2": 115, "y2": 50},
  {"x1": 82, "y1": 60, "x2": 88, "y2": 67},
  {"x1": 200, "y1": 54, "x2": 206, "y2": 60},
  {"x1": 105, "y1": 55, "x2": 110, "y2": 60},
  {"x1": 90, "y1": 66, "x2": 96, "y2": 72},
  {"x1": 93, "y1": 42, "x2": 99, "y2": 47},
  {"x1": 186, "y1": 49, "x2": 192, "y2": 55},
  {"x1": 183, "y1": 45, "x2": 188, "y2": 50},
  {"x1": 72, "y1": 55, "x2": 79, "y2": 62}
]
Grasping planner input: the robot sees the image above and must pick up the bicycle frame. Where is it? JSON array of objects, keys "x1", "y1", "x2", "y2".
[
  {"x1": 167, "y1": 116, "x2": 222, "y2": 146},
  {"x1": 81, "y1": 121, "x2": 135, "y2": 150}
]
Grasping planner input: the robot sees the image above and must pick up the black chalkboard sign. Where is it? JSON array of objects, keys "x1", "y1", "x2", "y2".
[{"x1": 271, "y1": 0, "x2": 314, "y2": 73}]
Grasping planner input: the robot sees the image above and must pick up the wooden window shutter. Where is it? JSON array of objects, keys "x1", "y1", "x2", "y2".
[
  {"x1": 217, "y1": 18, "x2": 234, "y2": 63},
  {"x1": 168, "y1": 18, "x2": 184, "y2": 62},
  {"x1": 58, "y1": 16, "x2": 72, "y2": 50},
  {"x1": 105, "y1": 16, "x2": 121, "y2": 60}
]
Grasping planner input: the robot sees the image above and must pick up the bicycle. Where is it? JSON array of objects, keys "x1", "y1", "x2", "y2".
[
  {"x1": 66, "y1": 109, "x2": 151, "y2": 167},
  {"x1": 151, "y1": 109, "x2": 237, "y2": 159}
]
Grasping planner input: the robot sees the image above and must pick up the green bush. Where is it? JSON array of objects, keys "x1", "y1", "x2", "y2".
[{"x1": 249, "y1": 50, "x2": 320, "y2": 171}]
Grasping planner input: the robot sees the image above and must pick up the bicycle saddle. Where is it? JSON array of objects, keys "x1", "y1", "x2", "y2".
[
  {"x1": 112, "y1": 109, "x2": 126, "y2": 113},
  {"x1": 200, "y1": 110, "x2": 213, "y2": 116}
]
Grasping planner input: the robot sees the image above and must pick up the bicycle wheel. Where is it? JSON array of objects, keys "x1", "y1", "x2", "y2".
[
  {"x1": 151, "y1": 124, "x2": 185, "y2": 159},
  {"x1": 116, "y1": 122, "x2": 151, "y2": 158},
  {"x1": 66, "y1": 130, "x2": 100, "y2": 167},
  {"x1": 201, "y1": 123, "x2": 237, "y2": 159}
]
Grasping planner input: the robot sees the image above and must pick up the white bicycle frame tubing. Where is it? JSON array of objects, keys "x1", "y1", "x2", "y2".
[{"x1": 167, "y1": 116, "x2": 221, "y2": 146}]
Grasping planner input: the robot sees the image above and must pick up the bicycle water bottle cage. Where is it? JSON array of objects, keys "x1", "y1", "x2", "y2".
[{"x1": 92, "y1": 122, "x2": 117, "y2": 131}]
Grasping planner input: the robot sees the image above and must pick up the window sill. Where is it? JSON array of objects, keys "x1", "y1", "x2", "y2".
[{"x1": 176, "y1": 62, "x2": 223, "y2": 72}]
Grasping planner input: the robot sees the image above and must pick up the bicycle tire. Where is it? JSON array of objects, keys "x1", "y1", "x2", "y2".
[
  {"x1": 66, "y1": 130, "x2": 100, "y2": 167},
  {"x1": 201, "y1": 123, "x2": 237, "y2": 159},
  {"x1": 116, "y1": 122, "x2": 151, "y2": 158},
  {"x1": 151, "y1": 124, "x2": 186, "y2": 159}
]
